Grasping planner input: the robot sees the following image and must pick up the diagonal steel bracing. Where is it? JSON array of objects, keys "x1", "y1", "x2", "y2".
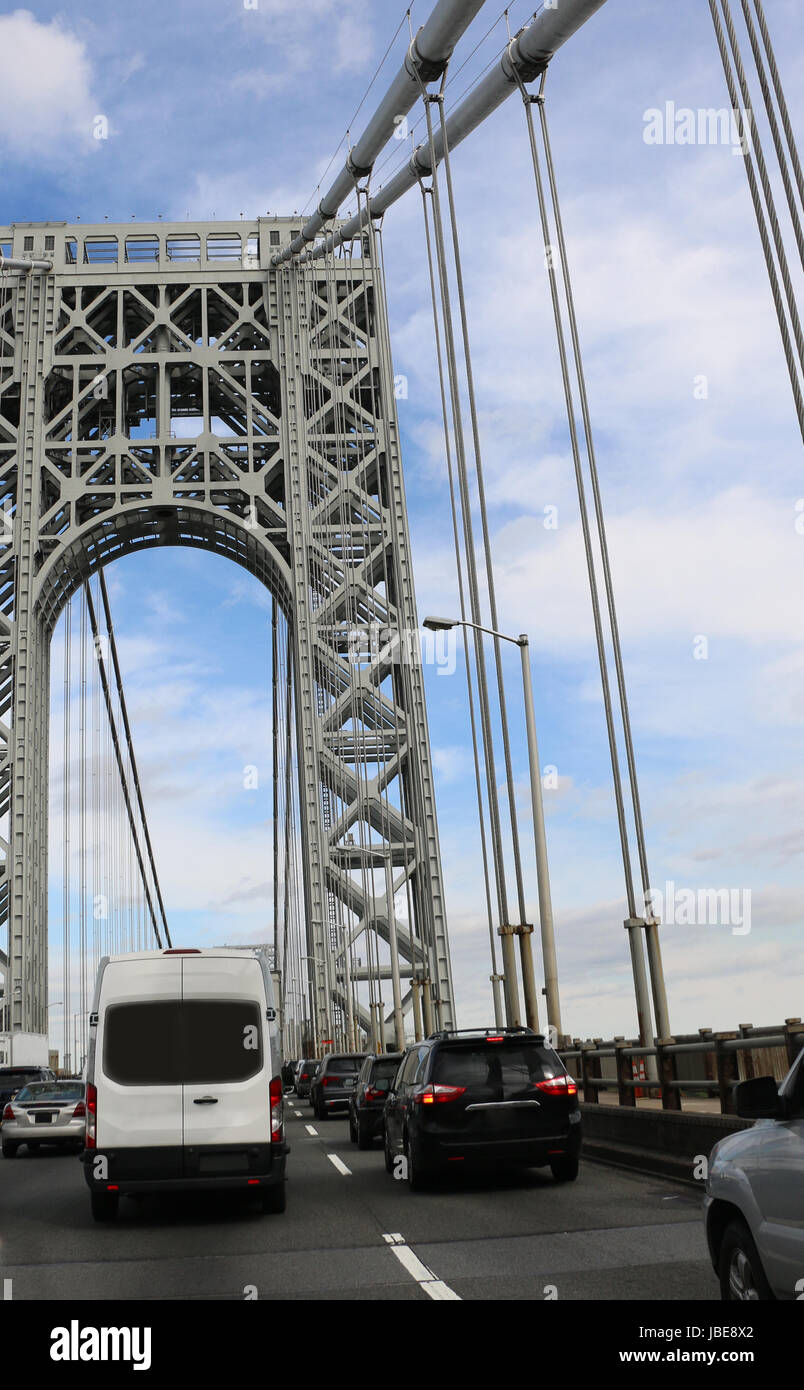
[{"x1": 0, "y1": 218, "x2": 454, "y2": 1038}]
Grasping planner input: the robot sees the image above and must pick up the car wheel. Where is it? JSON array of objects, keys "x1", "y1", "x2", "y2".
[
  {"x1": 90, "y1": 1191, "x2": 119, "y2": 1223},
  {"x1": 550, "y1": 1153, "x2": 579, "y2": 1183},
  {"x1": 384, "y1": 1127, "x2": 395, "y2": 1175},
  {"x1": 357, "y1": 1120, "x2": 372, "y2": 1151},
  {"x1": 1, "y1": 1140, "x2": 18, "y2": 1158},
  {"x1": 719, "y1": 1219, "x2": 773, "y2": 1301},
  {"x1": 260, "y1": 1181, "x2": 287, "y2": 1215},
  {"x1": 405, "y1": 1133, "x2": 428, "y2": 1192}
]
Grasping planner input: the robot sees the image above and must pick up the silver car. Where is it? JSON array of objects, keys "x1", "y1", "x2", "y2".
[
  {"x1": 1, "y1": 1079, "x2": 86, "y2": 1157},
  {"x1": 704, "y1": 1047, "x2": 804, "y2": 1299}
]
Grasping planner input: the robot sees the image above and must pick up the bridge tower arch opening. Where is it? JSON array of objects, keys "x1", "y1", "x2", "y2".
[{"x1": 0, "y1": 216, "x2": 454, "y2": 1051}]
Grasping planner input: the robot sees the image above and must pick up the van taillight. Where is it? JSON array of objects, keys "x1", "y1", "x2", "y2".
[
  {"x1": 269, "y1": 1076, "x2": 283, "y2": 1144},
  {"x1": 85, "y1": 1083, "x2": 97, "y2": 1147},
  {"x1": 72, "y1": 1101, "x2": 86, "y2": 1118},
  {"x1": 163, "y1": 948, "x2": 201, "y2": 954}
]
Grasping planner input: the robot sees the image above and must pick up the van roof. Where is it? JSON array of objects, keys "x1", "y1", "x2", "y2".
[{"x1": 103, "y1": 948, "x2": 267, "y2": 963}]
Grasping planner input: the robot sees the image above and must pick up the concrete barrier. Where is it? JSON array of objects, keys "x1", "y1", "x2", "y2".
[{"x1": 579, "y1": 1103, "x2": 753, "y2": 1186}]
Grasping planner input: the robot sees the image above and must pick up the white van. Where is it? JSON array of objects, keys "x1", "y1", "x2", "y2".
[{"x1": 81, "y1": 948, "x2": 288, "y2": 1222}]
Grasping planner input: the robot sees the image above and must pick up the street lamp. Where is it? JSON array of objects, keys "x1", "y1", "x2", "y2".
[{"x1": 424, "y1": 616, "x2": 562, "y2": 1037}]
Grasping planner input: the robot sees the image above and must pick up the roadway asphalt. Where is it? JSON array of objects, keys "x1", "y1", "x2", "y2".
[{"x1": 0, "y1": 1101, "x2": 719, "y2": 1301}]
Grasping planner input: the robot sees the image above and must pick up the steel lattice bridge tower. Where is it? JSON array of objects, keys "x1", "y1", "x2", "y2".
[{"x1": 0, "y1": 217, "x2": 455, "y2": 1044}]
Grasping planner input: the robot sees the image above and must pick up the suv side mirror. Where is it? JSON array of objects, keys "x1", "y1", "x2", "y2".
[{"x1": 734, "y1": 1075, "x2": 786, "y2": 1121}]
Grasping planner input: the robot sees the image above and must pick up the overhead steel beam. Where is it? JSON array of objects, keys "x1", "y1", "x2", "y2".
[
  {"x1": 272, "y1": 0, "x2": 488, "y2": 265},
  {"x1": 297, "y1": 0, "x2": 608, "y2": 263}
]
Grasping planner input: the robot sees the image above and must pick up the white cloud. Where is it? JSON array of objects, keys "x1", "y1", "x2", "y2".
[{"x1": 0, "y1": 10, "x2": 98, "y2": 156}]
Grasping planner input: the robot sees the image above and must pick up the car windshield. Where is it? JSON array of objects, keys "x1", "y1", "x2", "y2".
[
  {"x1": 14, "y1": 1083, "x2": 84, "y2": 1103},
  {"x1": 432, "y1": 1043, "x2": 561, "y2": 1099}
]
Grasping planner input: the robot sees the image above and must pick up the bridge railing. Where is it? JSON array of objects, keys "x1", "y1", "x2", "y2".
[{"x1": 558, "y1": 1017, "x2": 804, "y2": 1115}]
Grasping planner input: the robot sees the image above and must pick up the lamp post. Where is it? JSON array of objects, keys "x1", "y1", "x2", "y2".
[{"x1": 424, "y1": 616, "x2": 562, "y2": 1037}]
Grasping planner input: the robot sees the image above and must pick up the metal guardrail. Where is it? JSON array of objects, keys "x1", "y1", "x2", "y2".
[{"x1": 558, "y1": 1018, "x2": 804, "y2": 1115}]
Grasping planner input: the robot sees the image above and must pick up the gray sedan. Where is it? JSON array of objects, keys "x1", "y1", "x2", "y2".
[
  {"x1": 704, "y1": 1045, "x2": 804, "y2": 1299},
  {"x1": 1, "y1": 1080, "x2": 86, "y2": 1157}
]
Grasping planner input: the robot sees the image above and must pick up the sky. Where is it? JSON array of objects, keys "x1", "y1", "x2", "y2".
[{"x1": 2, "y1": 0, "x2": 803, "y2": 1048}]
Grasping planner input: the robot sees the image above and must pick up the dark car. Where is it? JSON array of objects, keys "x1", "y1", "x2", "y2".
[
  {"x1": 383, "y1": 1027, "x2": 581, "y2": 1189},
  {"x1": 310, "y1": 1052, "x2": 367, "y2": 1119},
  {"x1": 349, "y1": 1053, "x2": 403, "y2": 1149},
  {"x1": 0, "y1": 1066, "x2": 55, "y2": 1122},
  {"x1": 294, "y1": 1058, "x2": 318, "y2": 1099}
]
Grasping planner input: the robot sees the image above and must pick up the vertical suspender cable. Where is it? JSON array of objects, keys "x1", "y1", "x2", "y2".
[
  {"x1": 79, "y1": 586, "x2": 88, "y2": 1067},
  {"x1": 534, "y1": 81, "x2": 670, "y2": 1039},
  {"x1": 415, "y1": 80, "x2": 521, "y2": 1025},
  {"x1": 433, "y1": 87, "x2": 544, "y2": 1028},
  {"x1": 271, "y1": 600, "x2": 280, "y2": 977},
  {"x1": 515, "y1": 71, "x2": 655, "y2": 1048},
  {"x1": 739, "y1": 0, "x2": 804, "y2": 270},
  {"x1": 709, "y1": 1, "x2": 804, "y2": 440},
  {"x1": 718, "y1": 1, "x2": 804, "y2": 370},
  {"x1": 62, "y1": 599, "x2": 71, "y2": 1069},
  {"x1": 751, "y1": 0, "x2": 804, "y2": 209},
  {"x1": 84, "y1": 582, "x2": 166, "y2": 948},
  {"x1": 98, "y1": 570, "x2": 171, "y2": 947},
  {"x1": 416, "y1": 175, "x2": 501, "y2": 1024}
]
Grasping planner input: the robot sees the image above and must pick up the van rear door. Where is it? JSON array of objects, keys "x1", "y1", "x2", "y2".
[
  {"x1": 180, "y1": 955, "x2": 270, "y2": 1177},
  {"x1": 96, "y1": 957, "x2": 183, "y2": 1170}
]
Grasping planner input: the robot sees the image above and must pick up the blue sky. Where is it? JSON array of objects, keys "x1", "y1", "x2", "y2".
[{"x1": 2, "y1": 0, "x2": 803, "y2": 1043}]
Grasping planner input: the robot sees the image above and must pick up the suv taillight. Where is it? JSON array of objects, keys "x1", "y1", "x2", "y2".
[
  {"x1": 536, "y1": 1074, "x2": 577, "y2": 1096},
  {"x1": 414, "y1": 1084, "x2": 466, "y2": 1105},
  {"x1": 85, "y1": 1083, "x2": 97, "y2": 1147},
  {"x1": 72, "y1": 1101, "x2": 86, "y2": 1118},
  {"x1": 301, "y1": 1072, "x2": 308, "y2": 1080},
  {"x1": 2, "y1": 1104, "x2": 14, "y2": 1121},
  {"x1": 365, "y1": 1087, "x2": 385, "y2": 1101},
  {"x1": 270, "y1": 1076, "x2": 283, "y2": 1143}
]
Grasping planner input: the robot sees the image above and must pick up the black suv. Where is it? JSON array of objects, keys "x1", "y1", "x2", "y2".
[
  {"x1": 383, "y1": 1028, "x2": 581, "y2": 1189},
  {"x1": 294, "y1": 1059, "x2": 319, "y2": 1099},
  {"x1": 349, "y1": 1053, "x2": 403, "y2": 1149},
  {"x1": 0, "y1": 1066, "x2": 55, "y2": 1119},
  {"x1": 310, "y1": 1053, "x2": 367, "y2": 1119}
]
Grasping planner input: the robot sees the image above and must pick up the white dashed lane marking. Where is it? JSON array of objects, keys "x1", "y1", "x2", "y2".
[
  {"x1": 327, "y1": 1153, "x2": 352, "y2": 1176},
  {"x1": 305, "y1": 1125, "x2": 318, "y2": 1136},
  {"x1": 382, "y1": 1232, "x2": 461, "y2": 1300}
]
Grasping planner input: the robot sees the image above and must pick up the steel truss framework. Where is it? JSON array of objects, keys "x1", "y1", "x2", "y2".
[{"x1": 0, "y1": 218, "x2": 454, "y2": 1041}]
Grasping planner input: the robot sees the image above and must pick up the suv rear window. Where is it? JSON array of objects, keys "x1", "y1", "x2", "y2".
[
  {"x1": 372, "y1": 1059, "x2": 400, "y2": 1082},
  {"x1": 432, "y1": 1043, "x2": 561, "y2": 1097},
  {"x1": 326, "y1": 1054, "x2": 364, "y2": 1076},
  {"x1": 103, "y1": 1000, "x2": 263, "y2": 1085}
]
